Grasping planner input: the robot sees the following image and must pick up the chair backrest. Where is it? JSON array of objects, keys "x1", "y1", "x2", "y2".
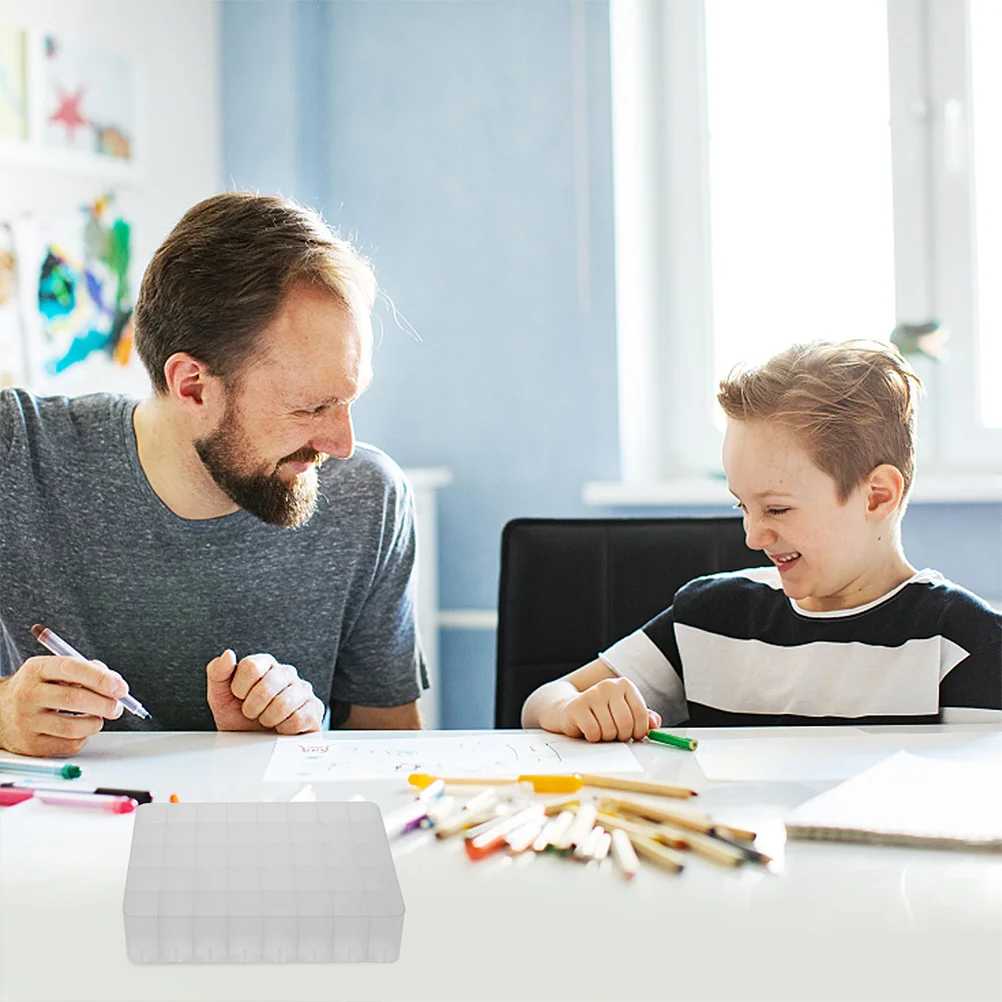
[{"x1": 494, "y1": 516, "x2": 771, "y2": 728}]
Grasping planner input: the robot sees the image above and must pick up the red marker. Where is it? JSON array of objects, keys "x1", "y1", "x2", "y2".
[{"x1": 0, "y1": 787, "x2": 136, "y2": 813}]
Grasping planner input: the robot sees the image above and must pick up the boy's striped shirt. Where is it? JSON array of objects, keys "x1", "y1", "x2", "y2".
[{"x1": 599, "y1": 567, "x2": 1002, "y2": 727}]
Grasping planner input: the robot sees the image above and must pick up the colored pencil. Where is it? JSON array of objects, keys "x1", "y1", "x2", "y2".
[
  {"x1": 576, "y1": 773, "x2": 697, "y2": 800},
  {"x1": 649, "y1": 819, "x2": 747, "y2": 867},
  {"x1": 628, "y1": 833, "x2": 686, "y2": 874},
  {"x1": 594, "y1": 810, "x2": 689, "y2": 850},
  {"x1": 596, "y1": 794, "x2": 713, "y2": 833},
  {"x1": 707, "y1": 830, "x2": 773, "y2": 865},
  {"x1": 646, "y1": 729, "x2": 698, "y2": 751},
  {"x1": 712, "y1": 821, "x2": 758, "y2": 843}
]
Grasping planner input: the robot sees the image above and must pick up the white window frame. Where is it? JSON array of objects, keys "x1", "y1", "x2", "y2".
[{"x1": 602, "y1": 0, "x2": 1002, "y2": 503}]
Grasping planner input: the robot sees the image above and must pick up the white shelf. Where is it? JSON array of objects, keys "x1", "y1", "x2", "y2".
[{"x1": 0, "y1": 138, "x2": 139, "y2": 184}]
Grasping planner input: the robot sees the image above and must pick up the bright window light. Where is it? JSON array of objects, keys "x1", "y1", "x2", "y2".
[
  {"x1": 705, "y1": 0, "x2": 896, "y2": 380},
  {"x1": 970, "y1": 0, "x2": 1002, "y2": 428}
]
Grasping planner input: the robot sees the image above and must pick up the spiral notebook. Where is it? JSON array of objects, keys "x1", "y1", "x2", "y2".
[{"x1": 784, "y1": 750, "x2": 1002, "y2": 853}]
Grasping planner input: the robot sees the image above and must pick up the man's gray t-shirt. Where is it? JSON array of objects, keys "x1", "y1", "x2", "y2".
[{"x1": 0, "y1": 389, "x2": 427, "y2": 730}]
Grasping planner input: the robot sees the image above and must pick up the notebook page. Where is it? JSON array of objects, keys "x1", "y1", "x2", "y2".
[{"x1": 784, "y1": 750, "x2": 1002, "y2": 850}]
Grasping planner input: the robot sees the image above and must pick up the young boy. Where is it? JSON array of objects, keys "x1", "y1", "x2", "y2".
[{"x1": 522, "y1": 340, "x2": 1002, "y2": 740}]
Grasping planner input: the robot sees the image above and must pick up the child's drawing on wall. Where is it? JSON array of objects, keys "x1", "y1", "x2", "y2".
[
  {"x1": 11, "y1": 196, "x2": 135, "y2": 394},
  {"x1": 44, "y1": 34, "x2": 133, "y2": 160}
]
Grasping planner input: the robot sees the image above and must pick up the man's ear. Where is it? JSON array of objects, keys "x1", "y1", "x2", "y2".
[
  {"x1": 865, "y1": 464, "x2": 905, "y2": 522},
  {"x1": 163, "y1": 352, "x2": 224, "y2": 418}
]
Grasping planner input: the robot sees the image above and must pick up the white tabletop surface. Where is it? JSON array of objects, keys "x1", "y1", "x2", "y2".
[{"x1": 1, "y1": 725, "x2": 1001, "y2": 1002}]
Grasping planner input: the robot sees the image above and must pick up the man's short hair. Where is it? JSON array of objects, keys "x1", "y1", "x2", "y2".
[
  {"x1": 134, "y1": 192, "x2": 376, "y2": 394},
  {"x1": 717, "y1": 339, "x2": 924, "y2": 502}
]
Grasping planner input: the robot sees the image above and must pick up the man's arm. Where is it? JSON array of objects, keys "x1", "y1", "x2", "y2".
[{"x1": 343, "y1": 701, "x2": 422, "y2": 730}]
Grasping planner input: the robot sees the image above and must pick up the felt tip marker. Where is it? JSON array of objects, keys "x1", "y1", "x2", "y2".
[
  {"x1": 1, "y1": 781, "x2": 153, "y2": 805},
  {"x1": 0, "y1": 787, "x2": 137, "y2": 813},
  {"x1": 0, "y1": 760, "x2": 81, "y2": 779},
  {"x1": 31, "y1": 624, "x2": 151, "y2": 720}
]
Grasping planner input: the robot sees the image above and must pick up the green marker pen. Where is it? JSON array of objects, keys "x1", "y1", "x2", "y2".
[
  {"x1": 0, "y1": 760, "x2": 82, "y2": 779},
  {"x1": 646, "y1": 729, "x2": 698, "y2": 752}
]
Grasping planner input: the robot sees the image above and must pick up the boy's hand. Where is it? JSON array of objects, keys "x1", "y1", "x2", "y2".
[
  {"x1": 206, "y1": 650, "x2": 324, "y2": 734},
  {"x1": 555, "y1": 677, "x2": 661, "y2": 742}
]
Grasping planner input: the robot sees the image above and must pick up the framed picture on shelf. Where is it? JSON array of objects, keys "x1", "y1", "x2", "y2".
[
  {"x1": 0, "y1": 25, "x2": 138, "y2": 181},
  {"x1": 43, "y1": 33, "x2": 133, "y2": 161}
]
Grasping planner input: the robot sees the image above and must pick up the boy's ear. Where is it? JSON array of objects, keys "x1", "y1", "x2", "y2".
[{"x1": 865, "y1": 464, "x2": 905, "y2": 521}]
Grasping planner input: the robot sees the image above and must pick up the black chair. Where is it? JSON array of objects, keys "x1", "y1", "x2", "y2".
[{"x1": 494, "y1": 516, "x2": 771, "y2": 728}]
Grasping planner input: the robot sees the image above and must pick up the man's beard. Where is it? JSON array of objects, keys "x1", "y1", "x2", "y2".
[{"x1": 194, "y1": 409, "x2": 328, "y2": 529}]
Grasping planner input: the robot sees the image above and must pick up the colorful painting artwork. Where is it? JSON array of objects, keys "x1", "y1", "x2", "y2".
[
  {"x1": 44, "y1": 35, "x2": 133, "y2": 159},
  {"x1": 0, "y1": 23, "x2": 27, "y2": 141},
  {"x1": 11, "y1": 196, "x2": 135, "y2": 393}
]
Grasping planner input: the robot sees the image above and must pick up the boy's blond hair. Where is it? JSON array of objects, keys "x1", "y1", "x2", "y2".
[{"x1": 717, "y1": 340, "x2": 924, "y2": 503}]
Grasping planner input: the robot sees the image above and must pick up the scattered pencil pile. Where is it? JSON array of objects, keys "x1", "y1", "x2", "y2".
[{"x1": 383, "y1": 771, "x2": 771, "y2": 879}]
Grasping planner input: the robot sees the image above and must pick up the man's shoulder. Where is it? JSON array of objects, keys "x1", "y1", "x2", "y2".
[
  {"x1": 321, "y1": 442, "x2": 409, "y2": 495},
  {"x1": 314, "y1": 443, "x2": 414, "y2": 531},
  {"x1": 1, "y1": 387, "x2": 131, "y2": 458}
]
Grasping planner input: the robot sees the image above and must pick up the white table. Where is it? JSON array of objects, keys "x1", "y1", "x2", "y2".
[{"x1": 1, "y1": 726, "x2": 1000, "y2": 1002}]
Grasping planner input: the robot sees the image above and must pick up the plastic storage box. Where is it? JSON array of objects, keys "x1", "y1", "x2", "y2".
[{"x1": 123, "y1": 800, "x2": 404, "y2": 963}]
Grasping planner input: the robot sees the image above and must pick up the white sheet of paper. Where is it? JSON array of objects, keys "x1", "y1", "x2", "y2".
[
  {"x1": 262, "y1": 731, "x2": 643, "y2": 782},
  {"x1": 784, "y1": 750, "x2": 1002, "y2": 844},
  {"x1": 693, "y1": 729, "x2": 894, "y2": 782}
]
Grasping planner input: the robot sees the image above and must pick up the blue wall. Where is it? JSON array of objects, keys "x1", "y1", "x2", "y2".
[{"x1": 220, "y1": 1, "x2": 1002, "y2": 729}]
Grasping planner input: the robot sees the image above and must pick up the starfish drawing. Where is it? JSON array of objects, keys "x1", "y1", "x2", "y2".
[{"x1": 50, "y1": 86, "x2": 88, "y2": 140}]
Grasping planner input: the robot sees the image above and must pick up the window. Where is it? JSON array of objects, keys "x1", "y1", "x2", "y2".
[
  {"x1": 970, "y1": 0, "x2": 1002, "y2": 429},
  {"x1": 608, "y1": 0, "x2": 1002, "y2": 486},
  {"x1": 705, "y1": 1, "x2": 896, "y2": 384}
]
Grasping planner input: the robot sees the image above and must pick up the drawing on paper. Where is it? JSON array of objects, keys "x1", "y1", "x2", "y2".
[
  {"x1": 44, "y1": 34, "x2": 133, "y2": 159},
  {"x1": 273, "y1": 736, "x2": 563, "y2": 782},
  {"x1": 263, "y1": 732, "x2": 644, "y2": 783},
  {"x1": 0, "y1": 23, "x2": 27, "y2": 141}
]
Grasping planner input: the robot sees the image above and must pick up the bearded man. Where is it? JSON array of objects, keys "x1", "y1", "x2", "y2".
[{"x1": 0, "y1": 193, "x2": 426, "y2": 756}]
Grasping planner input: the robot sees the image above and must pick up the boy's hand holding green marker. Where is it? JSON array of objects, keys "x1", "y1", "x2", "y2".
[{"x1": 646, "y1": 729, "x2": 698, "y2": 751}]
